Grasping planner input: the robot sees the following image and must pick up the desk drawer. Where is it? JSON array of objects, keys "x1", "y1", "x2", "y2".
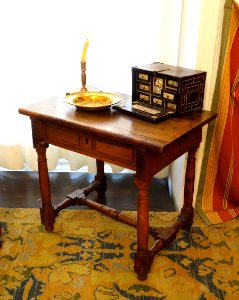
[
  {"x1": 47, "y1": 125, "x2": 95, "y2": 151},
  {"x1": 95, "y1": 140, "x2": 134, "y2": 163},
  {"x1": 46, "y1": 125, "x2": 80, "y2": 147},
  {"x1": 46, "y1": 124, "x2": 135, "y2": 167}
]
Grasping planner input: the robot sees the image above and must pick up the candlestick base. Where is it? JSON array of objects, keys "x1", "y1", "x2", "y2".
[{"x1": 80, "y1": 86, "x2": 88, "y2": 92}]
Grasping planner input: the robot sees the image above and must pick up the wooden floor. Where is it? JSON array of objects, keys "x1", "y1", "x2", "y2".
[{"x1": 0, "y1": 171, "x2": 175, "y2": 211}]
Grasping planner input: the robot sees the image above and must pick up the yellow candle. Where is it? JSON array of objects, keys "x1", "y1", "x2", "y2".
[{"x1": 81, "y1": 39, "x2": 89, "y2": 62}]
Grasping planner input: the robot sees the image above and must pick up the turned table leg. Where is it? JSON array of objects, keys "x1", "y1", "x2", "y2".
[
  {"x1": 180, "y1": 146, "x2": 198, "y2": 230},
  {"x1": 94, "y1": 159, "x2": 107, "y2": 200},
  {"x1": 36, "y1": 144, "x2": 55, "y2": 231},
  {"x1": 134, "y1": 176, "x2": 152, "y2": 280},
  {"x1": 133, "y1": 148, "x2": 152, "y2": 280}
]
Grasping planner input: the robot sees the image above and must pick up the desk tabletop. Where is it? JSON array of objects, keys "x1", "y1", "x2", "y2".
[{"x1": 19, "y1": 95, "x2": 217, "y2": 152}]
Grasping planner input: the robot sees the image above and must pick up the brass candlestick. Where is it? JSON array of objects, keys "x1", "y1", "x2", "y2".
[{"x1": 81, "y1": 61, "x2": 88, "y2": 92}]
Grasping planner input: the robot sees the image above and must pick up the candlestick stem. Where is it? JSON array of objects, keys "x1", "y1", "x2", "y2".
[{"x1": 81, "y1": 61, "x2": 88, "y2": 92}]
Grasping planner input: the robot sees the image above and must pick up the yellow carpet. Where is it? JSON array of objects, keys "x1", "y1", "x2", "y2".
[{"x1": 1, "y1": 208, "x2": 239, "y2": 299}]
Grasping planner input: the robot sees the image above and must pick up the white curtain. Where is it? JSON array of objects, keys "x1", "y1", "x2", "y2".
[
  {"x1": 0, "y1": 0, "x2": 181, "y2": 172},
  {"x1": 0, "y1": 0, "x2": 225, "y2": 206},
  {"x1": 169, "y1": 0, "x2": 225, "y2": 209}
]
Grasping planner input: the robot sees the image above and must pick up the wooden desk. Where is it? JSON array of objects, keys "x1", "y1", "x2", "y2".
[{"x1": 19, "y1": 96, "x2": 216, "y2": 280}]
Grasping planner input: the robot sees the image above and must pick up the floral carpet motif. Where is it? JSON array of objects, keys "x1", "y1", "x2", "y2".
[{"x1": 0, "y1": 208, "x2": 239, "y2": 299}]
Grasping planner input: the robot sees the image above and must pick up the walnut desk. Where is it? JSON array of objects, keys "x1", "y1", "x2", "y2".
[{"x1": 19, "y1": 96, "x2": 216, "y2": 280}]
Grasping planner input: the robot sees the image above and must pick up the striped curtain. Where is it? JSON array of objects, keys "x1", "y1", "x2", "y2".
[{"x1": 196, "y1": 0, "x2": 239, "y2": 224}]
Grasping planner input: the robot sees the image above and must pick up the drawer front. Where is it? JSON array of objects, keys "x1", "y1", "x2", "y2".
[
  {"x1": 46, "y1": 124, "x2": 135, "y2": 167},
  {"x1": 46, "y1": 125, "x2": 80, "y2": 147},
  {"x1": 95, "y1": 140, "x2": 134, "y2": 163},
  {"x1": 46, "y1": 125, "x2": 94, "y2": 151}
]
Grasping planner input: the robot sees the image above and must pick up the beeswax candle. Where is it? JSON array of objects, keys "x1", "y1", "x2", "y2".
[{"x1": 81, "y1": 40, "x2": 89, "y2": 62}]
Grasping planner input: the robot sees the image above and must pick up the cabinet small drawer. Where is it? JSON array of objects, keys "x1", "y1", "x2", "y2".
[
  {"x1": 138, "y1": 72, "x2": 149, "y2": 81},
  {"x1": 138, "y1": 82, "x2": 150, "y2": 92},
  {"x1": 95, "y1": 140, "x2": 134, "y2": 163}
]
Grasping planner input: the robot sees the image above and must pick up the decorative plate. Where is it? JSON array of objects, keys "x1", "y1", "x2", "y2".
[{"x1": 65, "y1": 91, "x2": 121, "y2": 111}]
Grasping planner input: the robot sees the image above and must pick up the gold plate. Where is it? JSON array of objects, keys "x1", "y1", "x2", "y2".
[{"x1": 65, "y1": 91, "x2": 121, "y2": 111}]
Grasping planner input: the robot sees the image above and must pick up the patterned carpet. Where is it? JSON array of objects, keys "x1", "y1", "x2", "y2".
[{"x1": 1, "y1": 208, "x2": 239, "y2": 300}]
